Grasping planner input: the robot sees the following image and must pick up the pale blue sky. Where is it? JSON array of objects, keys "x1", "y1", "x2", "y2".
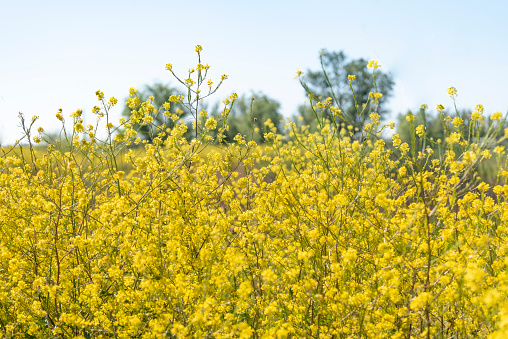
[{"x1": 1, "y1": 0, "x2": 507, "y2": 144}]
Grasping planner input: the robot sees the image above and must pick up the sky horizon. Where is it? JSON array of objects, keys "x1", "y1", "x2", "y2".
[{"x1": 1, "y1": 0, "x2": 507, "y2": 145}]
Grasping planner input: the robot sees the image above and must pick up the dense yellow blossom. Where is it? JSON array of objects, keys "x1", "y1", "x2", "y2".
[{"x1": 1, "y1": 46, "x2": 508, "y2": 338}]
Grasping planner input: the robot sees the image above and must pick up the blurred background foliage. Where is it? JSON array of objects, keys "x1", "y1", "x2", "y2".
[{"x1": 210, "y1": 92, "x2": 283, "y2": 144}]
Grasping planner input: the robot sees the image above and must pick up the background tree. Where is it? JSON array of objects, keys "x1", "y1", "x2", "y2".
[
  {"x1": 213, "y1": 92, "x2": 283, "y2": 143},
  {"x1": 122, "y1": 82, "x2": 187, "y2": 142},
  {"x1": 298, "y1": 49, "x2": 394, "y2": 130}
]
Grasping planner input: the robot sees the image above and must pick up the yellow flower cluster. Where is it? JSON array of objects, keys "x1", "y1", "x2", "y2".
[{"x1": 1, "y1": 47, "x2": 508, "y2": 338}]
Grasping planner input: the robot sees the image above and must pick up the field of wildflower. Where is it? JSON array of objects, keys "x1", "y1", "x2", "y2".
[{"x1": 2, "y1": 46, "x2": 508, "y2": 338}]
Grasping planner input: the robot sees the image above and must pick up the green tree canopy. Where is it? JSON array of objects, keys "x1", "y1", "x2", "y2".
[
  {"x1": 213, "y1": 92, "x2": 283, "y2": 143},
  {"x1": 122, "y1": 82, "x2": 187, "y2": 142},
  {"x1": 298, "y1": 50, "x2": 394, "y2": 130}
]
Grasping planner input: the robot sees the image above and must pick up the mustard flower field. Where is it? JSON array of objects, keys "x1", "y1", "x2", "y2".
[{"x1": 2, "y1": 46, "x2": 508, "y2": 338}]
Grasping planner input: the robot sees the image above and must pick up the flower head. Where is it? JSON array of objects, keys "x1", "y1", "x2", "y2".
[
  {"x1": 447, "y1": 87, "x2": 457, "y2": 99},
  {"x1": 491, "y1": 111, "x2": 503, "y2": 121},
  {"x1": 95, "y1": 90, "x2": 105, "y2": 101},
  {"x1": 367, "y1": 60, "x2": 381, "y2": 69},
  {"x1": 205, "y1": 117, "x2": 217, "y2": 130},
  {"x1": 416, "y1": 124, "x2": 426, "y2": 137}
]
